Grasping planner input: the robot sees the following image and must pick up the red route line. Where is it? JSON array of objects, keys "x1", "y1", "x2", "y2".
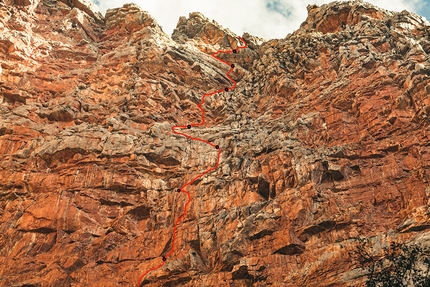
[{"x1": 137, "y1": 36, "x2": 247, "y2": 287}]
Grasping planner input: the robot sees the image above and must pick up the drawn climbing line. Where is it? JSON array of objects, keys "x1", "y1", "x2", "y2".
[{"x1": 138, "y1": 36, "x2": 247, "y2": 287}]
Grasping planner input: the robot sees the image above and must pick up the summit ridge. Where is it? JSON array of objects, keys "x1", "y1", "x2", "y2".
[{"x1": 0, "y1": 1, "x2": 429, "y2": 286}]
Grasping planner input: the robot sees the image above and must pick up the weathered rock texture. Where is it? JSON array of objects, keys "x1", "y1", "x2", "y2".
[{"x1": 0, "y1": 0, "x2": 429, "y2": 286}]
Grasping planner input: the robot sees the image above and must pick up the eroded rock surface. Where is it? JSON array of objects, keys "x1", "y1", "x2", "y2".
[{"x1": 0, "y1": 0, "x2": 429, "y2": 286}]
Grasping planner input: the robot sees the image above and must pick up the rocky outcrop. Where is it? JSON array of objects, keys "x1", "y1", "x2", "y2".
[{"x1": 0, "y1": 0, "x2": 429, "y2": 286}]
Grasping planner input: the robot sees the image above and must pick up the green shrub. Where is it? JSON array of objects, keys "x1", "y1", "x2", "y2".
[{"x1": 350, "y1": 237, "x2": 430, "y2": 287}]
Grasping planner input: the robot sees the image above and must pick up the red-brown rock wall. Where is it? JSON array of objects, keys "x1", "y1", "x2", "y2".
[{"x1": 0, "y1": 0, "x2": 429, "y2": 286}]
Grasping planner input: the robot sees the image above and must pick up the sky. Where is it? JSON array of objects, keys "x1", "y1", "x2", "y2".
[{"x1": 92, "y1": 0, "x2": 430, "y2": 39}]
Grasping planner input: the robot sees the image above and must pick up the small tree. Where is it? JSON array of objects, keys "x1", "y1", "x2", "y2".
[{"x1": 350, "y1": 237, "x2": 430, "y2": 287}]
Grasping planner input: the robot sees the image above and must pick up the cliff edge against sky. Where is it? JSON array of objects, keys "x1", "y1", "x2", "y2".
[{"x1": 0, "y1": 0, "x2": 429, "y2": 286}]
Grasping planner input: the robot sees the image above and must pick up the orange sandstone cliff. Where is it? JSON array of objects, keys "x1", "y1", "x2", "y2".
[{"x1": 0, "y1": 0, "x2": 429, "y2": 286}]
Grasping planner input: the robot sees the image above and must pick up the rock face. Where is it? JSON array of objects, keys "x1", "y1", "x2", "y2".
[{"x1": 0, "y1": 0, "x2": 429, "y2": 286}]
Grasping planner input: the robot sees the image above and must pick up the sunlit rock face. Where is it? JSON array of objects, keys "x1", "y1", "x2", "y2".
[{"x1": 0, "y1": 0, "x2": 429, "y2": 286}]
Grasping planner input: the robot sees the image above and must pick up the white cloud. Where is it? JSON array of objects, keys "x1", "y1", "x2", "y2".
[{"x1": 93, "y1": 0, "x2": 425, "y2": 39}]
